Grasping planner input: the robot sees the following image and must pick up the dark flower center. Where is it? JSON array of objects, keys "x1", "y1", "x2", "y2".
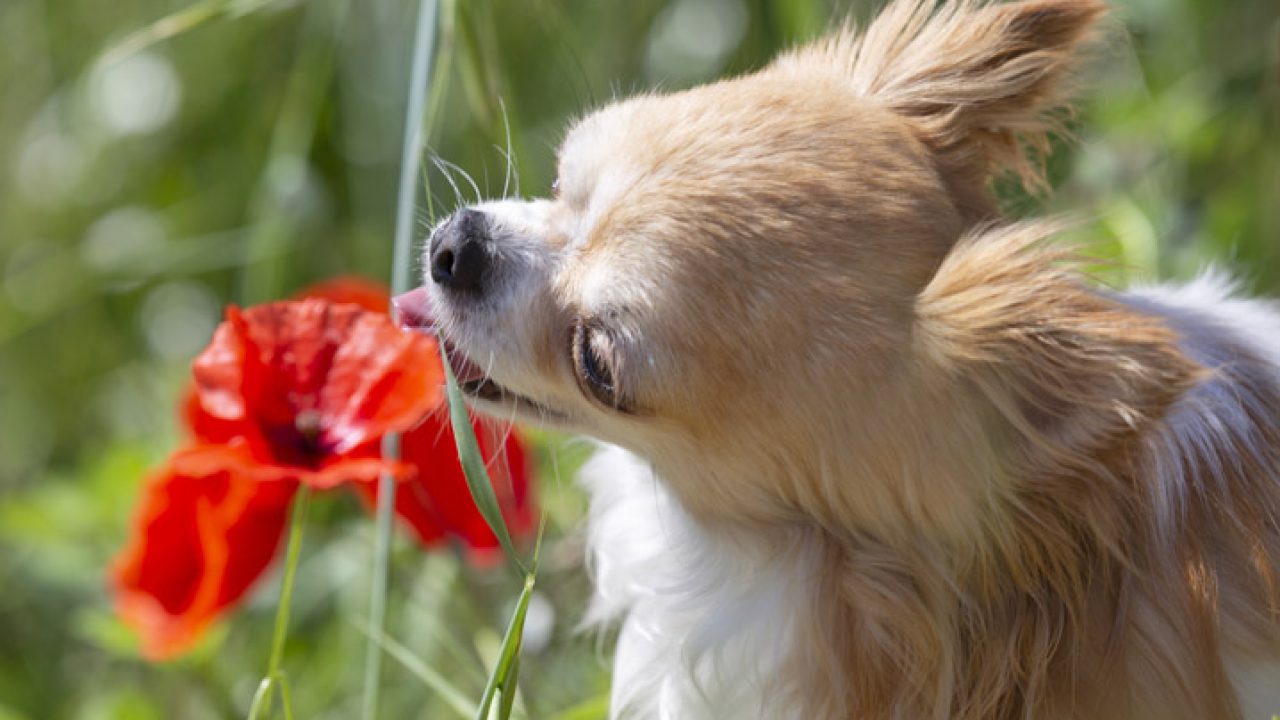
[{"x1": 262, "y1": 409, "x2": 331, "y2": 469}]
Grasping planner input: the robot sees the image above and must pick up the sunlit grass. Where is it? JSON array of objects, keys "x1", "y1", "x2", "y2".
[{"x1": 362, "y1": 0, "x2": 441, "y2": 717}]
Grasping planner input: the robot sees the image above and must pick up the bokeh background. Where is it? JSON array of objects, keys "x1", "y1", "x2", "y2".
[{"x1": 0, "y1": 0, "x2": 1276, "y2": 717}]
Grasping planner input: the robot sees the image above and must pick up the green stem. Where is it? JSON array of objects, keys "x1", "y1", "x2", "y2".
[
  {"x1": 247, "y1": 487, "x2": 310, "y2": 720},
  {"x1": 361, "y1": 0, "x2": 440, "y2": 718},
  {"x1": 474, "y1": 574, "x2": 535, "y2": 720},
  {"x1": 390, "y1": 0, "x2": 440, "y2": 299},
  {"x1": 361, "y1": 442, "x2": 399, "y2": 720},
  {"x1": 269, "y1": 489, "x2": 309, "y2": 673}
]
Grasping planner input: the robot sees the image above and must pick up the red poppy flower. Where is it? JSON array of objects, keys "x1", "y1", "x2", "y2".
[
  {"x1": 183, "y1": 299, "x2": 442, "y2": 489},
  {"x1": 110, "y1": 462, "x2": 297, "y2": 660},
  {"x1": 111, "y1": 279, "x2": 538, "y2": 659}
]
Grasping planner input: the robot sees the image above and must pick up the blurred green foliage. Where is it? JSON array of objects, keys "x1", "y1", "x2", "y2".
[{"x1": 0, "y1": 0, "x2": 1276, "y2": 717}]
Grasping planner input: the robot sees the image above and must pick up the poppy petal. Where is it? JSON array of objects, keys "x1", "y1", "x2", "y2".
[
  {"x1": 171, "y1": 442, "x2": 298, "y2": 483},
  {"x1": 321, "y1": 313, "x2": 444, "y2": 452},
  {"x1": 308, "y1": 453, "x2": 415, "y2": 490},
  {"x1": 180, "y1": 384, "x2": 239, "y2": 444},
  {"x1": 110, "y1": 459, "x2": 296, "y2": 660},
  {"x1": 354, "y1": 409, "x2": 535, "y2": 562},
  {"x1": 191, "y1": 307, "x2": 254, "y2": 422}
]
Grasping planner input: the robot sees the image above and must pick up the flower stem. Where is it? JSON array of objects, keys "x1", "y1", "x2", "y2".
[
  {"x1": 361, "y1": 0, "x2": 440, "y2": 718},
  {"x1": 247, "y1": 486, "x2": 310, "y2": 720},
  {"x1": 362, "y1": 440, "x2": 399, "y2": 720},
  {"x1": 269, "y1": 488, "x2": 309, "y2": 672}
]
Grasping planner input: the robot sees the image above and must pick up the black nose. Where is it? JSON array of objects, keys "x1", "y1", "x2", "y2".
[{"x1": 429, "y1": 209, "x2": 491, "y2": 294}]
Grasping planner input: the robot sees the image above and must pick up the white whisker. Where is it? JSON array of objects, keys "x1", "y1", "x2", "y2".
[
  {"x1": 435, "y1": 157, "x2": 482, "y2": 205},
  {"x1": 430, "y1": 154, "x2": 466, "y2": 209},
  {"x1": 498, "y1": 96, "x2": 519, "y2": 199}
]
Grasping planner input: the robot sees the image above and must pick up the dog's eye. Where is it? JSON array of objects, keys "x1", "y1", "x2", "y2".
[{"x1": 572, "y1": 320, "x2": 620, "y2": 408}]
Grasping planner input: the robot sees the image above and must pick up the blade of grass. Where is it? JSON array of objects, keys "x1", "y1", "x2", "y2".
[
  {"x1": 423, "y1": 0, "x2": 459, "y2": 148},
  {"x1": 101, "y1": 0, "x2": 303, "y2": 65},
  {"x1": 478, "y1": 518, "x2": 545, "y2": 720},
  {"x1": 246, "y1": 488, "x2": 310, "y2": 720},
  {"x1": 362, "y1": 0, "x2": 440, "y2": 718},
  {"x1": 247, "y1": 674, "x2": 295, "y2": 720},
  {"x1": 496, "y1": 652, "x2": 520, "y2": 720},
  {"x1": 354, "y1": 622, "x2": 477, "y2": 720},
  {"x1": 454, "y1": 1, "x2": 495, "y2": 131},
  {"x1": 439, "y1": 345, "x2": 526, "y2": 574},
  {"x1": 389, "y1": 0, "x2": 441, "y2": 298},
  {"x1": 473, "y1": 573, "x2": 534, "y2": 720}
]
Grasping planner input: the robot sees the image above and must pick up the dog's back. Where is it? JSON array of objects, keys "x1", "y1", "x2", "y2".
[{"x1": 1120, "y1": 277, "x2": 1280, "y2": 718}]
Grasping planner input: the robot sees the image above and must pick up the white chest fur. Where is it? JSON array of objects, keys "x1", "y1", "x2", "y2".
[{"x1": 580, "y1": 445, "x2": 820, "y2": 719}]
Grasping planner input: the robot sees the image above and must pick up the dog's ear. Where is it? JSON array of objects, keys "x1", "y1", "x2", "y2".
[
  {"x1": 780, "y1": 0, "x2": 1107, "y2": 193},
  {"x1": 917, "y1": 221, "x2": 1203, "y2": 463}
]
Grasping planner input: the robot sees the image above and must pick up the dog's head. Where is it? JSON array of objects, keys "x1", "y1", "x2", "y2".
[{"x1": 398, "y1": 0, "x2": 1105, "y2": 521}]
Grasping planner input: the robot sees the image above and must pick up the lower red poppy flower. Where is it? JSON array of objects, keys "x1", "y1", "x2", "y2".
[
  {"x1": 110, "y1": 461, "x2": 297, "y2": 660},
  {"x1": 353, "y1": 409, "x2": 535, "y2": 565}
]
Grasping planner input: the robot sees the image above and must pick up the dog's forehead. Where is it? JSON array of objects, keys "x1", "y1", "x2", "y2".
[
  {"x1": 553, "y1": 107, "x2": 631, "y2": 247},
  {"x1": 558, "y1": 91, "x2": 742, "y2": 251},
  {"x1": 553, "y1": 78, "x2": 882, "y2": 324}
]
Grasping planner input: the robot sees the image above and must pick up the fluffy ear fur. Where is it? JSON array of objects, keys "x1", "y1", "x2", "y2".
[
  {"x1": 778, "y1": 0, "x2": 1107, "y2": 192},
  {"x1": 916, "y1": 221, "x2": 1203, "y2": 461}
]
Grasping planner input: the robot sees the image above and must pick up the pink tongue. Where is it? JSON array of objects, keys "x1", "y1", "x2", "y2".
[
  {"x1": 392, "y1": 287, "x2": 435, "y2": 331},
  {"x1": 392, "y1": 287, "x2": 487, "y2": 384}
]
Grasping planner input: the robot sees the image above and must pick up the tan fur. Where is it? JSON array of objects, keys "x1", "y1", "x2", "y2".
[
  {"x1": 419, "y1": 1, "x2": 1280, "y2": 716},
  {"x1": 776, "y1": 0, "x2": 1105, "y2": 196}
]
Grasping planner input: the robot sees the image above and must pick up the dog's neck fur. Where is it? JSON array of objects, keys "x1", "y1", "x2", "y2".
[{"x1": 586, "y1": 226, "x2": 1280, "y2": 719}]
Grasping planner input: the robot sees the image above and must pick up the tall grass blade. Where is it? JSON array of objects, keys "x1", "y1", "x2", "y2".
[
  {"x1": 246, "y1": 488, "x2": 310, "y2": 720},
  {"x1": 439, "y1": 346, "x2": 526, "y2": 574},
  {"x1": 362, "y1": 0, "x2": 440, "y2": 718},
  {"x1": 101, "y1": 0, "x2": 301, "y2": 65},
  {"x1": 454, "y1": 1, "x2": 495, "y2": 130},
  {"x1": 354, "y1": 622, "x2": 477, "y2": 720},
  {"x1": 473, "y1": 574, "x2": 535, "y2": 720},
  {"x1": 424, "y1": 0, "x2": 460, "y2": 147},
  {"x1": 247, "y1": 674, "x2": 296, "y2": 720},
  {"x1": 496, "y1": 652, "x2": 520, "y2": 720}
]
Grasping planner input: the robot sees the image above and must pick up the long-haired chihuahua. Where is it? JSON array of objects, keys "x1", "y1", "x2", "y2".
[{"x1": 396, "y1": 1, "x2": 1280, "y2": 716}]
